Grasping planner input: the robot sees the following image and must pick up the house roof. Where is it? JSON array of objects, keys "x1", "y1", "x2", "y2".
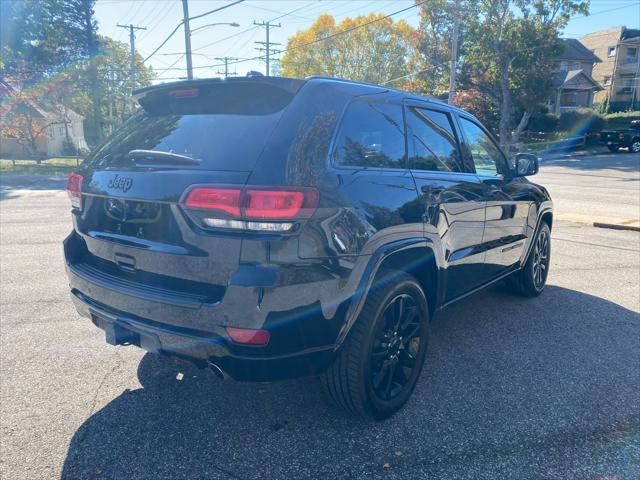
[
  {"x1": 559, "y1": 69, "x2": 603, "y2": 91},
  {"x1": 559, "y1": 38, "x2": 601, "y2": 63},
  {"x1": 0, "y1": 79, "x2": 83, "y2": 119}
]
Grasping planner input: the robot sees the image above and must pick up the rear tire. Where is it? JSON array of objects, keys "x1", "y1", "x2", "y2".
[
  {"x1": 630, "y1": 139, "x2": 640, "y2": 153},
  {"x1": 506, "y1": 222, "x2": 551, "y2": 297},
  {"x1": 322, "y1": 271, "x2": 429, "y2": 420}
]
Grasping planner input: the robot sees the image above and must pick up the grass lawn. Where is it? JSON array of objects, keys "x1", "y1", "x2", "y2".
[{"x1": 0, "y1": 157, "x2": 83, "y2": 175}]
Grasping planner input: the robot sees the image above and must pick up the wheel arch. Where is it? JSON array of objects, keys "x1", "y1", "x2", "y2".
[{"x1": 335, "y1": 239, "x2": 441, "y2": 350}]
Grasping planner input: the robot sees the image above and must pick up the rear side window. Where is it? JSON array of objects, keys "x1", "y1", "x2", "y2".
[
  {"x1": 333, "y1": 101, "x2": 406, "y2": 168},
  {"x1": 407, "y1": 107, "x2": 461, "y2": 172}
]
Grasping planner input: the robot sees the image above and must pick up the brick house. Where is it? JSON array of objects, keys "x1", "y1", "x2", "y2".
[{"x1": 580, "y1": 27, "x2": 640, "y2": 111}]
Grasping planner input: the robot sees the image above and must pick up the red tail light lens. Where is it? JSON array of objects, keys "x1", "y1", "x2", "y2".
[
  {"x1": 183, "y1": 185, "x2": 318, "y2": 227},
  {"x1": 66, "y1": 172, "x2": 83, "y2": 208},
  {"x1": 184, "y1": 187, "x2": 241, "y2": 217},
  {"x1": 225, "y1": 327, "x2": 270, "y2": 346},
  {"x1": 245, "y1": 189, "x2": 305, "y2": 219}
]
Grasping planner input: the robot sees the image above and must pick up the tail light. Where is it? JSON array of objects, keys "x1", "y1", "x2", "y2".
[
  {"x1": 66, "y1": 172, "x2": 83, "y2": 209},
  {"x1": 183, "y1": 185, "x2": 318, "y2": 232}
]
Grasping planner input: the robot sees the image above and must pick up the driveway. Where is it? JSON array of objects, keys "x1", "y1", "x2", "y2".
[{"x1": 1, "y1": 155, "x2": 638, "y2": 479}]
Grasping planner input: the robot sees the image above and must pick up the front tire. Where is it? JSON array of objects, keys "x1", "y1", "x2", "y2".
[
  {"x1": 322, "y1": 271, "x2": 429, "y2": 420},
  {"x1": 630, "y1": 139, "x2": 640, "y2": 153},
  {"x1": 506, "y1": 222, "x2": 551, "y2": 297}
]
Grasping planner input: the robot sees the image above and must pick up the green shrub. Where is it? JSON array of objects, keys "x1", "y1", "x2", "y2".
[
  {"x1": 604, "y1": 111, "x2": 640, "y2": 130},
  {"x1": 527, "y1": 113, "x2": 559, "y2": 132},
  {"x1": 558, "y1": 109, "x2": 605, "y2": 135}
]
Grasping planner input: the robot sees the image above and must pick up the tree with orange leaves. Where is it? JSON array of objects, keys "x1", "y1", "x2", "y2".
[{"x1": 280, "y1": 13, "x2": 415, "y2": 86}]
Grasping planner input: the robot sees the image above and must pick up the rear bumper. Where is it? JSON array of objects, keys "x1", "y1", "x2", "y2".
[
  {"x1": 70, "y1": 288, "x2": 336, "y2": 381},
  {"x1": 63, "y1": 229, "x2": 350, "y2": 381}
]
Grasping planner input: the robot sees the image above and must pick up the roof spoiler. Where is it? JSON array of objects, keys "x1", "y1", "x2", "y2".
[{"x1": 132, "y1": 76, "x2": 305, "y2": 103}]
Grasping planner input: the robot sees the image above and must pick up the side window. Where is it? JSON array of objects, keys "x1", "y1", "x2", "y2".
[
  {"x1": 333, "y1": 101, "x2": 406, "y2": 168},
  {"x1": 407, "y1": 107, "x2": 461, "y2": 172},
  {"x1": 458, "y1": 117, "x2": 507, "y2": 177}
]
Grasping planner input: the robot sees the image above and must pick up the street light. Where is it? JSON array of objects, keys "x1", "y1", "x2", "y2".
[{"x1": 191, "y1": 22, "x2": 240, "y2": 35}]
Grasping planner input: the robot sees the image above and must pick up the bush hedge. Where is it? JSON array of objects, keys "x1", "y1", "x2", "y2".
[{"x1": 557, "y1": 109, "x2": 605, "y2": 134}]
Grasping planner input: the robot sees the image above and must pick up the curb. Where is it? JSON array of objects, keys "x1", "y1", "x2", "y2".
[{"x1": 593, "y1": 222, "x2": 640, "y2": 232}]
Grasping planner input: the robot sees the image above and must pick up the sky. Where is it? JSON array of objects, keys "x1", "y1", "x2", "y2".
[{"x1": 93, "y1": 0, "x2": 640, "y2": 84}]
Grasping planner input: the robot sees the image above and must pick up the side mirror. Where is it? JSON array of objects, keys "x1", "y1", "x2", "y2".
[{"x1": 514, "y1": 153, "x2": 539, "y2": 177}]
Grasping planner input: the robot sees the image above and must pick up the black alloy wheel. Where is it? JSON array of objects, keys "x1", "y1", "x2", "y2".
[
  {"x1": 369, "y1": 294, "x2": 422, "y2": 401},
  {"x1": 322, "y1": 271, "x2": 429, "y2": 420},
  {"x1": 532, "y1": 227, "x2": 550, "y2": 290}
]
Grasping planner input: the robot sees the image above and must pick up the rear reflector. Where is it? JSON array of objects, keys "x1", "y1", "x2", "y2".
[
  {"x1": 183, "y1": 184, "x2": 318, "y2": 231},
  {"x1": 66, "y1": 172, "x2": 83, "y2": 209},
  {"x1": 225, "y1": 327, "x2": 270, "y2": 346}
]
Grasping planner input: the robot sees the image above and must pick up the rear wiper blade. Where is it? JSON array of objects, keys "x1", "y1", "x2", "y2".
[{"x1": 128, "y1": 149, "x2": 201, "y2": 166}]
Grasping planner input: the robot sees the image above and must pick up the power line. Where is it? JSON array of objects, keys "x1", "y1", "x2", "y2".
[{"x1": 142, "y1": 0, "x2": 246, "y2": 64}]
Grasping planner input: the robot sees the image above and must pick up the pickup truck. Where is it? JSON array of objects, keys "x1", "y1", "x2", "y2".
[{"x1": 600, "y1": 119, "x2": 640, "y2": 153}]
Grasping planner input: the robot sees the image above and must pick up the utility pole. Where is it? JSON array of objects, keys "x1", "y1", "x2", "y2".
[
  {"x1": 215, "y1": 57, "x2": 238, "y2": 78},
  {"x1": 447, "y1": 0, "x2": 460, "y2": 105},
  {"x1": 182, "y1": 0, "x2": 194, "y2": 80},
  {"x1": 117, "y1": 23, "x2": 146, "y2": 112},
  {"x1": 254, "y1": 20, "x2": 281, "y2": 76}
]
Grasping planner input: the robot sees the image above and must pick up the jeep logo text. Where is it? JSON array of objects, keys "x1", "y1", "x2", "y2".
[{"x1": 107, "y1": 175, "x2": 133, "y2": 192}]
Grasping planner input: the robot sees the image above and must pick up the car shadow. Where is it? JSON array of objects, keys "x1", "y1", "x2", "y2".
[
  {"x1": 61, "y1": 285, "x2": 639, "y2": 480},
  {"x1": 0, "y1": 174, "x2": 66, "y2": 200}
]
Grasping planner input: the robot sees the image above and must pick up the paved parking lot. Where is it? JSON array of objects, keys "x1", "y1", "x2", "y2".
[{"x1": 1, "y1": 154, "x2": 639, "y2": 480}]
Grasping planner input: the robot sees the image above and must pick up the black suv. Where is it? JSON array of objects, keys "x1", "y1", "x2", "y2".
[{"x1": 64, "y1": 76, "x2": 552, "y2": 419}]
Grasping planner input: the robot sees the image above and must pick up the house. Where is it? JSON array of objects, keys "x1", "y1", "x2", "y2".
[
  {"x1": 548, "y1": 38, "x2": 603, "y2": 114},
  {"x1": 0, "y1": 80, "x2": 88, "y2": 157},
  {"x1": 580, "y1": 27, "x2": 640, "y2": 111}
]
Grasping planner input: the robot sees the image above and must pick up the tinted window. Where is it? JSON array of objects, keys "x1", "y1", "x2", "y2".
[
  {"x1": 333, "y1": 101, "x2": 406, "y2": 168},
  {"x1": 407, "y1": 107, "x2": 460, "y2": 172},
  {"x1": 458, "y1": 117, "x2": 507, "y2": 176},
  {"x1": 86, "y1": 111, "x2": 283, "y2": 171}
]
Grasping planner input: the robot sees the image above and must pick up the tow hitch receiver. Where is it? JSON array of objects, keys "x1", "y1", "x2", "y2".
[{"x1": 104, "y1": 322, "x2": 140, "y2": 346}]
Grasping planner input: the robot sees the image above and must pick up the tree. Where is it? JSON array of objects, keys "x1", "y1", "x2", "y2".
[
  {"x1": 280, "y1": 13, "x2": 415, "y2": 85},
  {"x1": 411, "y1": 0, "x2": 478, "y2": 95},
  {"x1": 1, "y1": 0, "x2": 154, "y2": 146},
  {"x1": 0, "y1": 80, "x2": 68, "y2": 159},
  {"x1": 459, "y1": 0, "x2": 589, "y2": 148}
]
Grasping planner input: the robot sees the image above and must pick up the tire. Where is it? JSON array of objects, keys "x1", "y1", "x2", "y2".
[
  {"x1": 629, "y1": 139, "x2": 640, "y2": 154},
  {"x1": 322, "y1": 271, "x2": 430, "y2": 420},
  {"x1": 608, "y1": 145, "x2": 619, "y2": 153},
  {"x1": 506, "y1": 222, "x2": 551, "y2": 297}
]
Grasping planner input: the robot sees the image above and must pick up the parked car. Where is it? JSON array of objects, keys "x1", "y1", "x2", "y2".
[
  {"x1": 64, "y1": 76, "x2": 553, "y2": 420},
  {"x1": 599, "y1": 119, "x2": 640, "y2": 153}
]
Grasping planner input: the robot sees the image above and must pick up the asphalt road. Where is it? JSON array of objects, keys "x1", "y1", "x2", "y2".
[{"x1": 1, "y1": 154, "x2": 639, "y2": 480}]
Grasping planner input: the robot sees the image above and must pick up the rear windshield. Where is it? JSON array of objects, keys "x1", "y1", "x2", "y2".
[
  {"x1": 85, "y1": 81, "x2": 298, "y2": 171},
  {"x1": 86, "y1": 111, "x2": 283, "y2": 171}
]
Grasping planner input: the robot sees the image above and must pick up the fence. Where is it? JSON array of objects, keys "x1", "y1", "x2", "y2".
[{"x1": 516, "y1": 131, "x2": 587, "y2": 155}]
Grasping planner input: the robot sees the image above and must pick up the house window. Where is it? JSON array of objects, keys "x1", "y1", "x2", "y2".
[
  {"x1": 559, "y1": 61, "x2": 568, "y2": 71},
  {"x1": 607, "y1": 46, "x2": 616, "y2": 57},
  {"x1": 604, "y1": 76, "x2": 612, "y2": 86},
  {"x1": 625, "y1": 47, "x2": 638, "y2": 63}
]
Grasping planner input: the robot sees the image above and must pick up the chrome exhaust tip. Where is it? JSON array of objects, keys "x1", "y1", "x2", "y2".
[{"x1": 206, "y1": 360, "x2": 229, "y2": 380}]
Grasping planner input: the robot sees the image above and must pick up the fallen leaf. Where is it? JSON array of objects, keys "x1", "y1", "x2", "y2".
[{"x1": 383, "y1": 462, "x2": 390, "y2": 470}]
